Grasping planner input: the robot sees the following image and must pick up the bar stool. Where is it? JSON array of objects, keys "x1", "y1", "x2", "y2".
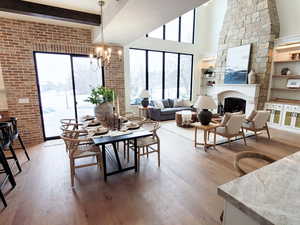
[
  {"x1": 0, "y1": 122, "x2": 22, "y2": 172},
  {"x1": 9, "y1": 117, "x2": 30, "y2": 161},
  {"x1": 0, "y1": 142, "x2": 17, "y2": 208}
]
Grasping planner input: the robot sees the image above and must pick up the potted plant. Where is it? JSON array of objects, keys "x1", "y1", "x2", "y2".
[{"x1": 86, "y1": 86, "x2": 116, "y2": 125}]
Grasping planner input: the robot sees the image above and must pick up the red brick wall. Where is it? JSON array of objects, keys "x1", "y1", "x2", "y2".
[{"x1": 0, "y1": 17, "x2": 124, "y2": 145}]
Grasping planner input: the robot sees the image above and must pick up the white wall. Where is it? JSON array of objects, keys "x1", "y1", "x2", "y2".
[
  {"x1": 123, "y1": 0, "x2": 227, "y2": 111},
  {"x1": 277, "y1": 0, "x2": 300, "y2": 39}
]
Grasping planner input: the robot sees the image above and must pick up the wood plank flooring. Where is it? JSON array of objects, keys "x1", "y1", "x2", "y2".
[{"x1": 0, "y1": 124, "x2": 299, "y2": 225}]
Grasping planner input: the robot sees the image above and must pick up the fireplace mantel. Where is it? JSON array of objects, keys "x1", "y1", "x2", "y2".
[{"x1": 206, "y1": 84, "x2": 261, "y2": 115}]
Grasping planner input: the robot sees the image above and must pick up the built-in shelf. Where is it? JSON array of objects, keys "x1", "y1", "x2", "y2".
[
  {"x1": 271, "y1": 88, "x2": 300, "y2": 91},
  {"x1": 274, "y1": 60, "x2": 300, "y2": 63},
  {"x1": 269, "y1": 98, "x2": 300, "y2": 105},
  {"x1": 273, "y1": 75, "x2": 300, "y2": 79}
]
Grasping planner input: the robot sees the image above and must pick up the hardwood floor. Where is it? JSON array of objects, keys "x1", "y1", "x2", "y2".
[{"x1": 0, "y1": 124, "x2": 299, "y2": 225}]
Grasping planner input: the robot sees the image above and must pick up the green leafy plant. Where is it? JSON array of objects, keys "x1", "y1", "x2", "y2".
[{"x1": 85, "y1": 86, "x2": 116, "y2": 105}]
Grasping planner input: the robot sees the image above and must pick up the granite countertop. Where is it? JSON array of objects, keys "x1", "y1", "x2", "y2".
[{"x1": 218, "y1": 151, "x2": 300, "y2": 225}]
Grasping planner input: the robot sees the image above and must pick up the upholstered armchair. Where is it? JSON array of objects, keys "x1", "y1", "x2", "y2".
[{"x1": 242, "y1": 111, "x2": 271, "y2": 140}]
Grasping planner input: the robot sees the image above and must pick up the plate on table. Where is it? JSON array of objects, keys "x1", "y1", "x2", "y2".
[
  {"x1": 82, "y1": 115, "x2": 95, "y2": 121},
  {"x1": 87, "y1": 120, "x2": 101, "y2": 127},
  {"x1": 127, "y1": 123, "x2": 140, "y2": 130},
  {"x1": 93, "y1": 127, "x2": 109, "y2": 136}
]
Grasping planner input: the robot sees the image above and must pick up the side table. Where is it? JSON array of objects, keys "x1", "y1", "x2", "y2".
[
  {"x1": 138, "y1": 106, "x2": 152, "y2": 118},
  {"x1": 191, "y1": 122, "x2": 219, "y2": 152}
]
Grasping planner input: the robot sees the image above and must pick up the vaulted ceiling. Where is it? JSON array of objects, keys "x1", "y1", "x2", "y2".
[{"x1": 0, "y1": 0, "x2": 210, "y2": 45}]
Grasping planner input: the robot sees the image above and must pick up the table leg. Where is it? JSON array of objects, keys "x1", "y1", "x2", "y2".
[
  {"x1": 194, "y1": 127, "x2": 197, "y2": 148},
  {"x1": 112, "y1": 142, "x2": 122, "y2": 170},
  {"x1": 134, "y1": 138, "x2": 138, "y2": 172},
  {"x1": 214, "y1": 128, "x2": 217, "y2": 149},
  {"x1": 101, "y1": 144, "x2": 107, "y2": 182},
  {"x1": 204, "y1": 130, "x2": 208, "y2": 152}
]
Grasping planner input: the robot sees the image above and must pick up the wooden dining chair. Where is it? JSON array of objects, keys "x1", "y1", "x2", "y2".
[
  {"x1": 60, "y1": 131, "x2": 102, "y2": 187},
  {"x1": 128, "y1": 121, "x2": 160, "y2": 170}
]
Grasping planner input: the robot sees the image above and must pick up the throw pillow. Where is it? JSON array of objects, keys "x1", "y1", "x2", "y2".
[
  {"x1": 182, "y1": 99, "x2": 192, "y2": 107},
  {"x1": 168, "y1": 99, "x2": 174, "y2": 108},
  {"x1": 246, "y1": 110, "x2": 257, "y2": 121},
  {"x1": 220, "y1": 113, "x2": 232, "y2": 126},
  {"x1": 153, "y1": 100, "x2": 164, "y2": 109},
  {"x1": 162, "y1": 99, "x2": 170, "y2": 108},
  {"x1": 174, "y1": 99, "x2": 183, "y2": 107}
]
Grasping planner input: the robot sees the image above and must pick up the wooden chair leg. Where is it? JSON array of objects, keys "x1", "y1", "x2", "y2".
[
  {"x1": 242, "y1": 129, "x2": 247, "y2": 146},
  {"x1": 0, "y1": 189, "x2": 7, "y2": 208},
  {"x1": 265, "y1": 125, "x2": 271, "y2": 140},
  {"x1": 18, "y1": 135, "x2": 30, "y2": 161},
  {"x1": 146, "y1": 147, "x2": 149, "y2": 158},
  {"x1": 254, "y1": 131, "x2": 258, "y2": 141},
  {"x1": 157, "y1": 143, "x2": 160, "y2": 167},
  {"x1": 70, "y1": 159, "x2": 75, "y2": 187}
]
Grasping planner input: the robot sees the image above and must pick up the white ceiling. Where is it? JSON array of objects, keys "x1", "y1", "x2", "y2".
[
  {"x1": 23, "y1": 0, "x2": 101, "y2": 14},
  {"x1": 93, "y1": 0, "x2": 209, "y2": 45}
]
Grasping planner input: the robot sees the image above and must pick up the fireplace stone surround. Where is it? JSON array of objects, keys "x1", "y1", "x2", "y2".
[{"x1": 206, "y1": 84, "x2": 260, "y2": 116}]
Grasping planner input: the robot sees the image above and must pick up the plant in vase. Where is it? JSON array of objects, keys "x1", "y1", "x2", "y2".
[{"x1": 86, "y1": 86, "x2": 116, "y2": 127}]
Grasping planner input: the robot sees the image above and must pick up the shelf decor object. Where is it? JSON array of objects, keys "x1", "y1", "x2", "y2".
[{"x1": 287, "y1": 79, "x2": 300, "y2": 88}]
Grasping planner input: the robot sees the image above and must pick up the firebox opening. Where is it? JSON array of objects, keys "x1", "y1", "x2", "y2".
[{"x1": 224, "y1": 97, "x2": 246, "y2": 113}]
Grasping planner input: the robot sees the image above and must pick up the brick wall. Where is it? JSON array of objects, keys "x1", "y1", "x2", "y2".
[{"x1": 0, "y1": 17, "x2": 124, "y2": 145}]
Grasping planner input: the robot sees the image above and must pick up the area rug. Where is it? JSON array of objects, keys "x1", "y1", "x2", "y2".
[{"x1": 160, "y1": 120, "x2": 254, "y2": 145}]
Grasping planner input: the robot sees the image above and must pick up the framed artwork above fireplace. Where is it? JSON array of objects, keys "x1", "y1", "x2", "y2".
[{"x1": 224, "y1": 44, "x2": 251, "y2": 84}]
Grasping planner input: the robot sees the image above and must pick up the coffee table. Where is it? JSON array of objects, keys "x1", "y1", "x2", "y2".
[{"x1": 175, "y1": 111, "x2": 197, "y2": 127}]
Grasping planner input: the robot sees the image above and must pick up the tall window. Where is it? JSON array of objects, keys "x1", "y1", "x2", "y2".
[
  {"x1": 148, "y1": 51, "x2": 163, "y2": 100},
  {"x1": 129, "y1": 49, "x2": 193, "y2": 104},
  {"x1": 146, "y1": 9, "x2": 195, "y2": 44},
  {"x1": 129, "y1": 50, "x2": 146, "y2": 104}
]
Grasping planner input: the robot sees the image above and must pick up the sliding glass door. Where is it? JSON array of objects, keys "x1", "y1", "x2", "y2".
[{"x1": 34, "y1": 52, "x2": 103, "y2": 140}]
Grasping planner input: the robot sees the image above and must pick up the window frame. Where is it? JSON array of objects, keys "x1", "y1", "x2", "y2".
[
  {"x1": 146, "y1": 9, "x2": 196, "y2": 44},
  {"x1": 129, "y1": 48, "x2": 194, "y2": 103}
]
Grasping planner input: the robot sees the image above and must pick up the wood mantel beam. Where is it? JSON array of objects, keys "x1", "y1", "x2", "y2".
[{"x1": 0, "y1": 0, "x2": 100, "y2": 26}]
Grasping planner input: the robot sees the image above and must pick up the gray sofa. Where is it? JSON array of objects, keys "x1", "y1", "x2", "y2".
[{"x1": 148, "y1": 99, "x2": 195, "y2": 121}]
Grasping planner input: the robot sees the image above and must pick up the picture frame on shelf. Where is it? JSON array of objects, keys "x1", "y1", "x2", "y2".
[{"x1": 287, "y1": 79, "x2": 300, "y2": 88}]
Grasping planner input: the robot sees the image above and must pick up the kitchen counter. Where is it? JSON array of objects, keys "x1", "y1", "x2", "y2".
[{"x1": 218, "y1": 151, "x2": 300, "y2": 225}]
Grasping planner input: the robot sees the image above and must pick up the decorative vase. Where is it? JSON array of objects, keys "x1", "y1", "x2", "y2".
[
  {"x1": 198, "y1": 109, "x2": 213, "y2": 126},
  {"x1": 248, "y1": 70, "x2": 256, "y2": 84},
  {"x1": 94, "y1": 102, "x2": 114, "y2": 127},
  {"x1": 141, "y1": 98, "x2": 149, "y2": 107}
]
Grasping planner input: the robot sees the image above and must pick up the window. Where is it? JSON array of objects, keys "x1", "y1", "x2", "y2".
[
  {"x1": 146, "y1": 9, "x2": 196, "y2": 44},
  {"x1": 148, "y1": 26, "x2": 164, "y2": 39},
  {"x1": 179, "y1": 54, "x2": 193, "y2": 99},
  {"x1": 34, "y1": 52, "x2": 103, "y2": 139},
  {"x1": 148, "y1": 51, "x2": 163, "y2": 100},
  {"x1": 164, "y1": 53, "x2": 178, "y2": 99},
  {"x1": 165, "y1": 18, "x2": 179, "y2": 42},
  {"x1": 129, "y1": 49, "x2": 193, "y2": 104},
  {"x1": 129, "y1": 49, "x2": 146, "y2": 104},
  {"x1": 181, "y1": 10, "x2": 195, "y2": 43}
]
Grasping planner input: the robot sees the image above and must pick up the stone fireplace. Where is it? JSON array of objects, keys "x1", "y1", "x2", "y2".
[
  {"x1": 206, "y1": 84, "x2": 260, "y2": 116},
  {"x1": 212, "y1": 0, "x2": 280, "y2": 109}
]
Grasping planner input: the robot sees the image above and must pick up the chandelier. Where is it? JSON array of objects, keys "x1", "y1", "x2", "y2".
[{"x1": 90, "y1": 0, "x2": 122, "y2": 68}]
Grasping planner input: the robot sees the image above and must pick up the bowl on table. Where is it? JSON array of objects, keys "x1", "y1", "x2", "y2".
[
  {"x1": 87, "y1": 119, "x2": 101, "y2": 127},
  {"x1": 82, "y1": 115, "x2": 95, "y2": 121}
]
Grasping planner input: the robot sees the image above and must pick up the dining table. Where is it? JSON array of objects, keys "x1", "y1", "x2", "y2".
[{"x1": 92, "y1": 130, "x2": 152, "y2": 181}]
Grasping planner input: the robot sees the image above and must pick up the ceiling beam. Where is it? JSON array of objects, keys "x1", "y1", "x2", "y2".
[{"x1": 0, "y1": 0, "x2": 100, "y2": 26}]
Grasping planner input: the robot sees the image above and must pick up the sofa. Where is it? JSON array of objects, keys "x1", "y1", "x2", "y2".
[{"x1": 148, "y1": 98, "x2": 195, "y2": 121}]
